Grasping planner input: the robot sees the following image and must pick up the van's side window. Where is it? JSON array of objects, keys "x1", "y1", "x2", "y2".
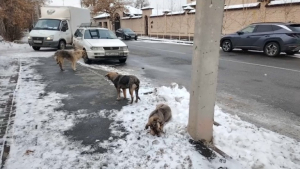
[{"x1": 61, "y1": 20, "x2": 69, "y2": 31}]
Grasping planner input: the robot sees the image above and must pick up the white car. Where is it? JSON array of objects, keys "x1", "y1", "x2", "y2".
[{"x1": 73, "y1": 27, "x2": 129, "y2": 64}]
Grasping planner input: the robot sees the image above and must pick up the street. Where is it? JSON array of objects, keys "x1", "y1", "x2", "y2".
[
  {"x1": 120, "y1": 40, "x2": 300, "y2": 140},
  {"x1": 1, "y1": 41, "x2": 300, "y2": 169}
]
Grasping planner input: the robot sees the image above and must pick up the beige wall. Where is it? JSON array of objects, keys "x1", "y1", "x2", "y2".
[{"x1": 93, "y1": 1, "x2": 300, "y2": 39}]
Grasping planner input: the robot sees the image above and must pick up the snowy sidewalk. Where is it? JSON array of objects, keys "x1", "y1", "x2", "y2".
[{"x1": 0, "y1": 42, "x2": 300, "y2": 169}]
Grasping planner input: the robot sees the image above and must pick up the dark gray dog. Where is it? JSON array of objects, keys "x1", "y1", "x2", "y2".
[{"x1": 105, "y1": 72, "x2": 141, "y2": 104}]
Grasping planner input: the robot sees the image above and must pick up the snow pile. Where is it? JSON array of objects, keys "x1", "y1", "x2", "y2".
[{"x1": 97, "y1": 84, "x2": 239, "y2": 169}]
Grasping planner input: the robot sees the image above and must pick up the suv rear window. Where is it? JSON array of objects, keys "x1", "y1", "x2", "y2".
[
  {"x1": 255, "y1": 25, "x2": 273, "y2": 33},
  {"x1": 288, "y1": 24, "x2": 300, "y2": 32}
]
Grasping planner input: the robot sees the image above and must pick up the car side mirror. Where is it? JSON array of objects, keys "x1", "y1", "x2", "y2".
[
  {"x1": 61, "y1": 27, "x2": 67, "y2": 32},
  {"x1": 237, "y1": 31, "x2": 244, "y2": 35}
]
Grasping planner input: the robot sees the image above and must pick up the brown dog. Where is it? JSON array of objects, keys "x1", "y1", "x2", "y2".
[
  {"x1": 54, "y1": 49, "x2": 86, "y2": 71},
  {"x1": 105, "y1": 72, "x2": 141, "y2": 104},
  {"x1": 145, "y1": 104, "x2": 172, "y2": 136}
]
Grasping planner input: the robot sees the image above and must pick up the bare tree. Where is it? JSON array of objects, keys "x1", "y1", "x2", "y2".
[
  {"x1": 81, "y1": 0, "x2": 129, "y2": 28},
  {"x1": 134, "y1": 0, "x2": 150, "y2": 9},
  {"x1": 0, "y1": 0, "x2": 49, "y2": 41}
]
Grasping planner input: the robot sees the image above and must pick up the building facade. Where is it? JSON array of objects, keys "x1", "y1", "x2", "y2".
[{"x1": 93, "y1": 0, "x2": 300, "y2": 40}]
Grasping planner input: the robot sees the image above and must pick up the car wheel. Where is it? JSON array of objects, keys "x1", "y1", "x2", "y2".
[
  {"x1": 123, "y1": 35, "x2": 127, "y2": 40},
  {"x1": 83, "y1": 50, "x2": 91, "y2": 64},
  {"x1": 285, "y1": 51, "x2": 297, "y2": 55},
  {"x1": 119, "y1": 59, "x2": 127, "y2": 63},
  {"x1": 242, "y1": 49, "x2": 248, "y2": 52},
  {"x1": 32, "y1": 46, "x2": 40, "y2": 51},
  {"x1": 58, "y1": 40, "x2": 66, "y2": 50},
  {"x1": 135, "y1": 36, "x2": 137, "y2": 41},
  {"x1": 264, "y1": 42, "x2": 280, "y2": 57},
  {"x1": 222, "y1": 40, "x2": 233, "y2": 52}
]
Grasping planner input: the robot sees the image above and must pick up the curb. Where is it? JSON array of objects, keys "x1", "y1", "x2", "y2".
[
  {"x1": 0, "y1": 60, "x2": 20, "y2": 168},
  {"x1": 138, "y1": 37, "x2": 194, "y2": 45}
]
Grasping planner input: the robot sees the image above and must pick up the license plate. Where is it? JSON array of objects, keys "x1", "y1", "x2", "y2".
[
  {"x1": 33, "y1": 40, "x2": 42, "y2": 43},
  {"x1": 105, "y1": 52, "x2": 119, "y2": 56}
]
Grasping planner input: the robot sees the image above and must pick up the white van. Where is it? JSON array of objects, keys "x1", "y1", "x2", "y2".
[{"x1": 28, "y1": 6, "x2": 90, "y2": 51}]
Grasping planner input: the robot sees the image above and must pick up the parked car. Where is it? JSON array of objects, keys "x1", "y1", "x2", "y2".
[
  {"x1": 73, "y1": 26, "x2": 129, "y2": 64},
  {"x1": 28, "y1": 6, "x2": 90, "y2": 51},
  {"x1": 116, "y1": 28, "x2": 138, "y2": 40},
  {"x1": 220, "y1": 22, "x2": 300, "y2": 56}
]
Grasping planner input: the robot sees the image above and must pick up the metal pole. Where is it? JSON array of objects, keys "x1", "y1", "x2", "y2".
[{"x1": 187, "y1": 0, "x2": 225, "y2": 142}]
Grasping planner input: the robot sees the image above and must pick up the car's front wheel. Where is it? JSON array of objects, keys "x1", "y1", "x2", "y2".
[
  {"x1": 58, "y1": 40, "x2": 66, "y2": 50},
  {"x1": 222, "y1": 40, "x2": 233, "y2": 52},
  {"x1": 285, "y1": 51, "x2": 297, "y2": 55},
  {"x1": 119, "y1": 58, "x2": 127, "y2": 63},
  {"x1": 123, "y1": 35, "x2": 127, "y2": 40},
  {"x1": 83, "y1": 50, "x2": 91, "y2": 64},
  {"x1": 264, "y1": 42, "x2": 280, "y2": 57}
]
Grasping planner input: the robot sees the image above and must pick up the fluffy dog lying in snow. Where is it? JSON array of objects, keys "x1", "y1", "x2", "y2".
[{"x1": 145, "y1": 103, "x2": 172, "y2": 136}]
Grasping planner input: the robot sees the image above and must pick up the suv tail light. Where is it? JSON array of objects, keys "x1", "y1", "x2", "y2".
[{"x1": 286, "y1": 33, "x2": 300, "y2": 38}]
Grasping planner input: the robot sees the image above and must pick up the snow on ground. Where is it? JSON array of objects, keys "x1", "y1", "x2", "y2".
[
  {"x1": 79, "y1": 62, "x2": 300, "y2": 169},
  {"x1": 0, "y1": 41, "x2": 56, "y2": 58},
  {"x1": 1, "y1": 42, "x2": 300, "y2": 169}
]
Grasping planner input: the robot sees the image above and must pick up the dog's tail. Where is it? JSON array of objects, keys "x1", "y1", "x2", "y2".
[{"x1": 135, "y1": 78, "x2": 141, "y2": 101}]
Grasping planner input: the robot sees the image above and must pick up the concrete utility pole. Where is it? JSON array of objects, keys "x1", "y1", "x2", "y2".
[{"x1": 188, "y1": 0, "x2": 225, "y2": 142}]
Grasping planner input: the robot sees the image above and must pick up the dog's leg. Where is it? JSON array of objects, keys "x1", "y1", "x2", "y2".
[
  {"x1": 117, "y1": 87, "x2": 121, "y2": 100},
  {"x1": 129, "y1": 87, "x2": 134, "y2": 104},
  {"x1": 60, "y1": 59, "x2": 64, "y2": 71},
  {"x1": 150, "y1": 129, "x2": 156, "y2": 136},
  {"x1": 133, "y1": 84, "x2": 140, "y2": 103},
  {"x1": 59, "y1": 62, "x2": 64, "y2": 71},
  {"x1": 122, "y1": 88, "x2": 127, "y2": 99}
]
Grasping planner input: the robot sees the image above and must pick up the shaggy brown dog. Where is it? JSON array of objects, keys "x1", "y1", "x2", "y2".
[
  {"x1": 105, "y1": 72, "x2": 141, "y2": 104},
  {"x1": 54, "y1": 49, "x2": 86, "y2": 71},
  {"x1": 145, "y1": 103, "x2": 172, "y2": 136}
]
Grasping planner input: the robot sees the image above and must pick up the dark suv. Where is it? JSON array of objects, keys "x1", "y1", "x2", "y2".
[{"x1": 220, "y1": 22, "x2": 300, "y2": 56}]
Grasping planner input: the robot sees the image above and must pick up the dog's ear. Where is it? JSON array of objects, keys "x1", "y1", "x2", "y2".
[{"x1": 105, "y1": 73, "x2": 110, "y2": 79}]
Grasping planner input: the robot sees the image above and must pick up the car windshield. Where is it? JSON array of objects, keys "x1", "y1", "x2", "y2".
[
  {"x1": 84, "y1": 29, "x2": 117, "y2": 39},
  {"x1": 123, "y1": 28, "x2": 134, "y2": 33},
  {"x1": 288, "y1": 24, "x2": 300, "y2": 32},
  {"x1": 33, "y1": 19, "x2": 60, "y2": 30}
]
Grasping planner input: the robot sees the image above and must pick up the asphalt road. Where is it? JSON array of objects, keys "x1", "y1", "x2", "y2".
[{"x1": 118, "y1": 40, "x2": 300, "y2": 140}]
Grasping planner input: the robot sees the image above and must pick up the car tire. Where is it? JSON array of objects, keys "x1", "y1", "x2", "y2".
[
  {"x1": 285, "y1": 51, "x2": 297, "y2": 55},
  {"x1": 242, "y1": 49, "x2": 248, "y2": 52},
  {"x1": 123, "y1": 35, "x2": 127, "y2": 40},
  {"x1": 119, "y1": 58, "x2": 127, "y2": 63},
  {"x1": 58, "y1": 40, "x2": 66, "y2": 50},
  {"x1": 32, "y1": 46, "x2": 40, "y2": 51},
  {"x1": 83, "y1": 50, "x2": 91, "y2": 64},
  {"x1": 264, "y1": 42, "x2": 280, "y2": 57},
  {"x1": 222, "y1": 40, "x2": 233, "y2": 52},
  {"x1": 135, "y1": 37, "x2": 137, "y2": 41}
]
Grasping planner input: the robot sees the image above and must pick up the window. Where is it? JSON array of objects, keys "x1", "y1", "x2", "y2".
[
  {"x1": 99, "y1": 22, "x2": 102, "y2": 27},
  {"x1": 74, "y1": 29, "x2": 83, "y2": 37},
  {"x1": 104, "y1": 22, "x2": 108, "y2": 28},
  {"x1": 84, "y1": 29, "x2": 117, "y2": 39},
  {"x1": 240, "y1": 25, "x2": 256, "y2": 33},
  {"x1": 60, "y1": 20, "x2": 69, "y2": 30},
  {"x1": 33, "y1": 19, "x2": 61, "y2": 30},
  {"x1": 255, "y1": 25, "x2": 273, "y2": 33},
  {"x1": 288, "y1": 24, "x2": 300, "y2": 32},
  {"x1": 272, "y1": 25, "x2": 283, "y2": 31}
]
